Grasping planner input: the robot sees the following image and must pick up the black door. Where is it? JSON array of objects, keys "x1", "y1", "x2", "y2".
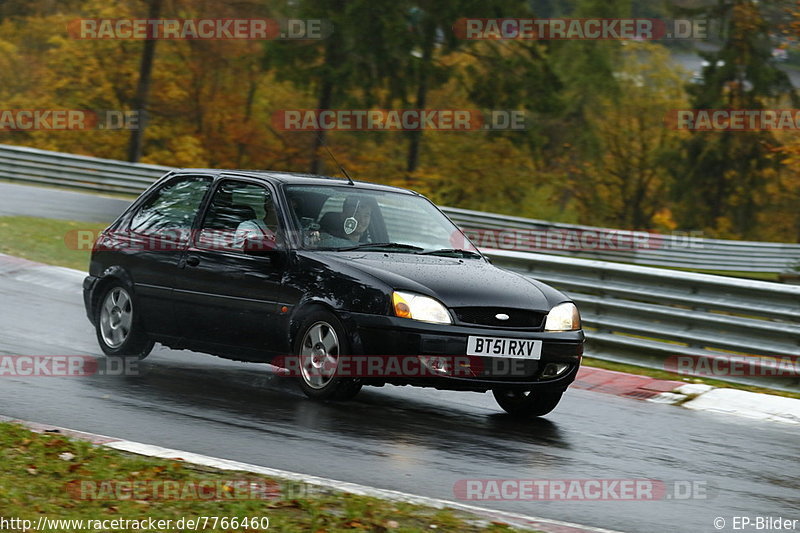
[
  {"x1": 172, "y1": 179, "x2": 295, "y2": 356},
  {"x1": 119, "y1": 175, "x2": 213, "y2": 339}
]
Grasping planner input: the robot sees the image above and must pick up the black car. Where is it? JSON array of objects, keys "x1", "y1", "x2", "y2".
[{"x1": 83, "y1": 170, "x2": 583, "y2": 416}]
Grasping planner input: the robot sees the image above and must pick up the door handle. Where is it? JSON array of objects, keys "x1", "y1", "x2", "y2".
[{"x1": 185, "y1": 255, "x2": 200, "y2": 267}]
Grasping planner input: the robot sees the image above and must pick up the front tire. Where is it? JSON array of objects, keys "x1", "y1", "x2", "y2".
[
  {"x1": 293, "y1": 309, "x2": 361, "y2": 401},
  {"x1": 492, "y1": 389, "x2": 563, "y2": 417},
  {"x1": 95, "y1": 282, "x2": 154, "y2": 359}
]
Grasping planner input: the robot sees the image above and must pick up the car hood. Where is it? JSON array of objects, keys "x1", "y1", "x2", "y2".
[{"x1": 314, "y1": 251, "x2": 562, "y2": 311}]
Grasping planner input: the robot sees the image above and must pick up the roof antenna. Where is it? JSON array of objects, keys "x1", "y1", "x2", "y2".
[{"x1": 316, "y1": 132, "x2": 354, "y2": 185}]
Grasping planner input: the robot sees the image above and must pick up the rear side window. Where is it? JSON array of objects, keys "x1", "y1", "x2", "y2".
[
  {"x1": 201, "y1": 181, "x2": 275, "y2": 230},
  {"x1": 130, "y1": 176, "x2": 212, "y2": 236},
  {"x1": 196, "y1": 180, "x2": 279, "y2": 251}
]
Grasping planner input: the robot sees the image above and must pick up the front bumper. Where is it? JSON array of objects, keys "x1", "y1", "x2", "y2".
[{"x1": 345, "y1": 313, "x2": 583, "y2": 392}]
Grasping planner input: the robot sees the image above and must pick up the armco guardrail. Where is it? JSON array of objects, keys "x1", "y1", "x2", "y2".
[
  {"x1": 2, "y1": 143, "x2": 799, "y2": 273},
  {"x1": 488, "y1": 250, "x2": 800, "y2": 392},
  {"x1": 445, "y1": 207, "x2": 800, "y2": 273},
  {"x1": 0, "y1": 143, "x2": 170, "y2": 195}
]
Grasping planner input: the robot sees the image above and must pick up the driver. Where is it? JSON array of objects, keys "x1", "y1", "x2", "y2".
[
  {"x1": 233, "y1": 193, "x2": 277, "y2": 249},
  {"x1": 318, "y1": 197, "x2": 373, "y2": 247}
]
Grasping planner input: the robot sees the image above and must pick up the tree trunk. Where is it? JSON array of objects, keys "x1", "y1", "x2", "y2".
[
  {"x1": 309, "y1": 15, "x2": 343, "y2": 175},
  {"x1": 406, "y1": 18, "x2": 436, "y2": 178},
  {"x1": 310, "y1": 79, "x2": 333, "y2": 175},
  {"x1": 235, "y1": 67, "x2": 259, "y2": 168},
  {"x1": 127, "y1": 0, "x2": 161, "y2": 163},
  {"x1": 405, "y1": 74, "x2": 427, "y2": 176}
]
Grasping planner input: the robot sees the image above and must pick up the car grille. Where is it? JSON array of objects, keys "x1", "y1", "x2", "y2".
[{"x1": 452, "y1": 307, "x2": 545, "y2": 329}]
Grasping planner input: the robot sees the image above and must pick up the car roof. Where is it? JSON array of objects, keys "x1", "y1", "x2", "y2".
[{"x1": 170, "y1": 169, "x2": 419, "y2": 195}]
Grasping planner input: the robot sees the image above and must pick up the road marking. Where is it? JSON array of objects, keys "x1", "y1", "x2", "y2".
[{"x1": 108, "y1": 440, "x2": 627, "y2": 532}]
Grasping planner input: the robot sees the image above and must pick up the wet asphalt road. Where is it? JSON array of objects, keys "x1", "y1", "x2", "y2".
[
  {"x1": 0, "y1": 182, "x2": 798, "y2": 533},
  {"x1": 0, "y1": 181, "x2": 132, "y2": 222}
]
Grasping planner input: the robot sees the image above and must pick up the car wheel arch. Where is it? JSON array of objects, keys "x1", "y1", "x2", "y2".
[
  {"x1": 287, "y1": 300, "x2": 338, "y2": 345},
  {"x1": 92, "y1": 267, "x2": 135, "y2": 314},
  {"x1": 287, "y1": 299, "x2": 365, "y2": 356}
]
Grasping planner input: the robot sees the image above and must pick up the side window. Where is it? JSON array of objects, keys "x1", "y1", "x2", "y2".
[
  {"x1": 197, "y1": 181, "x2": 279, "y2": 251},
  {"x1": 130, "y1": 176, "x2": 211, "y2": 237}
]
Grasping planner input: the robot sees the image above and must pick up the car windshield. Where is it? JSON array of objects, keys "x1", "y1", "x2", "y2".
[{"x1": 284, "y1": 184, "x2": 480, "y2": 256}]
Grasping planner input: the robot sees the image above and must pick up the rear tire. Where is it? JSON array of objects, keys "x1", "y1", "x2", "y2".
[
  {"x1": 95, "y1": 282, "x2": 154, "y2": 359},
  {"x1": 492, "y1": 389, "x2": 562, "y2": 417},
  {"x1": 293, "y1": 309, "x2": 361, "y2": 401}
]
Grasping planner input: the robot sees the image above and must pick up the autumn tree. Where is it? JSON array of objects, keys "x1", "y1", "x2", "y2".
[
  {"x1": 573, "y1": 43, "x2": 689, "y2": 229},
  {"x1": 674, "y1": 0, "x2": 797, "y2": 238},
  {"x1": 264, "y1": 0, "x2": 417, "y2": 174}
]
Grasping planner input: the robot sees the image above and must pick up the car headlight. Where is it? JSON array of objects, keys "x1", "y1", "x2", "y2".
[
  {"x1": 392, "y1": 291, "x2": 452, "y2": 324},
  {"x1": 544, "y1": 302, "x2": 581, "y2": 331}
]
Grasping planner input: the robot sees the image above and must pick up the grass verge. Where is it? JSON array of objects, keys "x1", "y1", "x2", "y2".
[
  {"x1": 0, "y1": 215, "x2": 107, "y2": 271},
  {"x1": 0, "y1": 422, "x2": 527, "y2": 533}
]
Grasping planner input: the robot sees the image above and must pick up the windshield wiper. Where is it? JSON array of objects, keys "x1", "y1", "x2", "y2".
[
  {"x1": 337, "y1": 242, "x2": 425, "y2": 252},
  {"x1": 417, "y1": 248, "x2": 483, "y2": 259}
]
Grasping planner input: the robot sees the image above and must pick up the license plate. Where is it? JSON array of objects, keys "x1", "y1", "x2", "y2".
[{"x1": 466, "y1": 336, "x2": 542, "y2": 359}]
